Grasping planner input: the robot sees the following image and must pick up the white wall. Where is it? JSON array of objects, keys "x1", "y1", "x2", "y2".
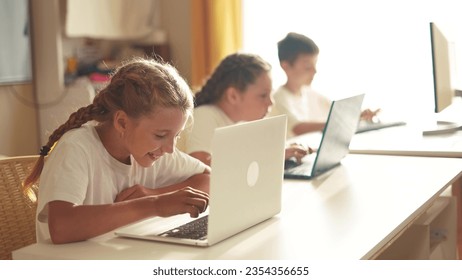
[
  {"x1": 160, "y1": 0, "x2": 192, "y2": 83},
  {"x1": 243, "y1": 0, "x2": 462, "y2": 120}
]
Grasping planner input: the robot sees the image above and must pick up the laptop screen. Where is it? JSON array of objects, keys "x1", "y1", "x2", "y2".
[{"x1": 313, "y1": 94, "x2": 365, "y2": 176}]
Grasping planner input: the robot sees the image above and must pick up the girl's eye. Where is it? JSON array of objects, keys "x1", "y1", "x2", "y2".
[{"x1": 155, "y1": 134, "x2": 166, "y2": 139}]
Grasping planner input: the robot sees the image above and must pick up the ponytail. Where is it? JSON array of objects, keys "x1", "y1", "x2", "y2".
[{"x1": 23, "y1": 58, "x2": 193, "y2": 195}]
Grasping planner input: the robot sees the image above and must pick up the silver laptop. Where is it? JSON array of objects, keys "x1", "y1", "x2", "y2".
[
  {"x1": 284, "y1": 94, "x2": 365, "y2": 180},
  {"x1": 115, "y1": 115, "x2": 287, "y2": 246}
]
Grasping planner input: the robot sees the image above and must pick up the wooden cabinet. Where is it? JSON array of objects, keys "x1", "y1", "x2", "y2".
[{"x1": 376, "y1": 196, "x2": 457, "y2": 259}]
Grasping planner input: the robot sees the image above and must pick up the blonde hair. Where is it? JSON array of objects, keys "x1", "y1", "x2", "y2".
[{"x1": 23, "y1": 58, "x2": 194, "y2": 192}]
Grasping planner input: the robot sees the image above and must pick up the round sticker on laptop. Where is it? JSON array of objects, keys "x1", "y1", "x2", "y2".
[{"x1": 246, "y1": 161, "x2": 259, "y2": 187}]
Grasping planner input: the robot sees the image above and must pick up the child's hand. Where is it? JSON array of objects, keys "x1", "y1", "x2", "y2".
[
  {"x1": 153, "y1": 187, "x2": 209, "y2": 218},
  {"x1": 360, "y1": 108, "x2": 381, "y2": 122},
  {"x1": 285, "y1": 143, "x2": 313, "y2": 164}
]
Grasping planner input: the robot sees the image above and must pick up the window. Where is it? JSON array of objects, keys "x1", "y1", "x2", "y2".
[
  {"x1": 242, "y1": 0, "x2": 462, "y2": 118},
  {"x1": 0, "y1": 0, "x2": 32, "y2": 85}
]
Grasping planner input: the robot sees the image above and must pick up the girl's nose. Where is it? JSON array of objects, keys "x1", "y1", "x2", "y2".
[
  {"x1": 161, "y1": 137, "x2": 175, "y2": 154},
  {"x1": 267, "y1": 95, "x2": 274, "y2": 106}
]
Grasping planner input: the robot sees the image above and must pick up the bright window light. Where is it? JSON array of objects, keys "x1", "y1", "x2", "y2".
[{"x1": 242, "y1": 0, "x2": 462, "y2": 119}]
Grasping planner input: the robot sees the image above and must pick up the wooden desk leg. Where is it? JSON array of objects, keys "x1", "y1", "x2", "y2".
[{"x1": 452, "y1": 177, "x2": 462, "y2": 259}]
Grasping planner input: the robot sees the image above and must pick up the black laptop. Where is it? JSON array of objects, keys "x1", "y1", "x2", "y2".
[{"x1": 284, "y1": 94, "x2": 365, "y2": 180}]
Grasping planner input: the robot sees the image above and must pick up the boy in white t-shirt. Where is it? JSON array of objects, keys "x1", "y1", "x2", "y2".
[{"x1": 269, "y1": 32, "x2": 378, "y2": 138}]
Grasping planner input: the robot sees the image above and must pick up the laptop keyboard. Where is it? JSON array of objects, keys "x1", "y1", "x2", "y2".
[
  {"x1": 284, "y1": 158, "x2": 314, "y2": 176},
  {"x1": 287, "y1": 163, "x2": 313, "y2": 175},
  {"x1": 160, "y1": 215, "x2": 208, "y2": 240},
  {"x1": 356, "y1": 120, "x2": 406, "y2": 134}
]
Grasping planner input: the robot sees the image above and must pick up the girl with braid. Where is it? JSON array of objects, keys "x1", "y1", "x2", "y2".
[
  {"x1": 184, "y1": 53, "x2": 311, "y2": 166},
  {"x1": 23, "y1": 58, "x2": 210, "y2": 244}
]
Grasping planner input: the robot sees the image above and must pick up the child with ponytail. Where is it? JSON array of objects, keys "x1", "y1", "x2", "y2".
[
  {"x1": 24, "y1": 58, "x2": 210, "y2": 244},
  {"x1": 184, "y1": 53, "x2": 310, "y2": 166}
]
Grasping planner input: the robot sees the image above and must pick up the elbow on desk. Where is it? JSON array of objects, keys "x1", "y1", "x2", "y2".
[{"x1": 48, "y1": 216, "x2": 80, "y2": 244}]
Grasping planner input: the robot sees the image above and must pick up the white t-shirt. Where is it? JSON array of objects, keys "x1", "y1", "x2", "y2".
[
  {"x1": 185, "y1": 105, "x2": 234, "y2": 154},
  {"x1": 269, "y1": 85, "x2": 331, "y2": 138},
  {"x1": 36, "y1": 124, "x2": 207, "y2": 242}
]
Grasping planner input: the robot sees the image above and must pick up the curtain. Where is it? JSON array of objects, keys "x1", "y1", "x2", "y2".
[{"x1": 190, "y1": 0, "x2": 242, "y2": 90}]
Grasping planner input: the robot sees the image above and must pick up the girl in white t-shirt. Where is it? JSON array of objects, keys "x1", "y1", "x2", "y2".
[
  {"x1": 185, "y1": 53, "x2": 311, "y2": 166},
  {"x1": 23, "y1": 58, "x2": 210, "y2": 244}
]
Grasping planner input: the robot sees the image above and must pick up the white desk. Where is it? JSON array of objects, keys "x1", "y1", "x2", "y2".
[
  {"x1": 286, "y1": 122, "x2": 462, "y2": 158},
  {"x1": 347, "y1": 112, "x2": 462, "y2": 258},
  {"x1": 287, "y1": 102, "x2": 462, "y2": 258},
  {"x1": 349, "y1": 99, "x2": 462, "y2": 157},
  {"x1": 13, "y1": 154, "x2": 462, "y2": 260},
  {"x1": 349, "y1": 125, "x2": 462, "y2": 158}
]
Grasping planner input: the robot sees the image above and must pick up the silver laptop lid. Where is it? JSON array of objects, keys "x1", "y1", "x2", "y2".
[
  {"x1": 114, "y1": 115, "x2": 286, "y2": 246},
  {"x1": 207, "y1": 115, "x2": 286, "y2": 245}
]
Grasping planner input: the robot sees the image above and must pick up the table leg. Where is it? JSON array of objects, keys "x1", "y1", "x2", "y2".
[{"x1": 452, "y1": 176, "x2": 462, "y2": 259}]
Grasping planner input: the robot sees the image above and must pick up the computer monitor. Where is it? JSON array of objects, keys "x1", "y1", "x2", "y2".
[
  {"x1": 423, "y1": 22, "x2": 461, "y2": 135},
  {"x1": 429, "y1": 22, "x2": 455, "y2": 113}
]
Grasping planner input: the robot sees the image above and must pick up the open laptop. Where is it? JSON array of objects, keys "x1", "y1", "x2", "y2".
[
  {"x1": 115, "y1": 115, "x2": 287, "y2": 246},
  {"x1": 284, "y1": 94, "x2": 365, "y2": 180}
]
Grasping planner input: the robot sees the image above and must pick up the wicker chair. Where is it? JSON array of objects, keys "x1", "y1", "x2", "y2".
[{"x1": 0, "y1": 155, "x2": 39, "y2": 260}]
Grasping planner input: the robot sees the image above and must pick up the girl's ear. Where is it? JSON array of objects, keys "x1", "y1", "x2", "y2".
[
  {"x1": 113, "y1": 110, "x2": 129, "y2": 134},
  {"x1": 224, "y1": 87, "x2": 241, "y2": 105}
]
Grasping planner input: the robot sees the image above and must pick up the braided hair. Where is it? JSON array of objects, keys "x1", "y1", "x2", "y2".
[
  {"x1": 23, "y1": 58, "x2": 193, "y2": 193},
  {"x1": 194, "y1": 53, "x2": 271, "y2": 107}
]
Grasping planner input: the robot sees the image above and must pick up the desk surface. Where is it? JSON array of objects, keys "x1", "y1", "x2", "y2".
[
  {"x1": 287, "y1": 124, "x2": 462, "y2": 158},
  {"x1": 349, "y1": 125, "x2": 462, "y2": 157},
  {"x1": 288, "y1": 99, "x2": 462, "y2": 158},
  {"x1": 350, "y1": 99, "x2": 462, "y2": 157},
  {"x1": 13, "y1": 154, "x2": 462, "y2": 260}
]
